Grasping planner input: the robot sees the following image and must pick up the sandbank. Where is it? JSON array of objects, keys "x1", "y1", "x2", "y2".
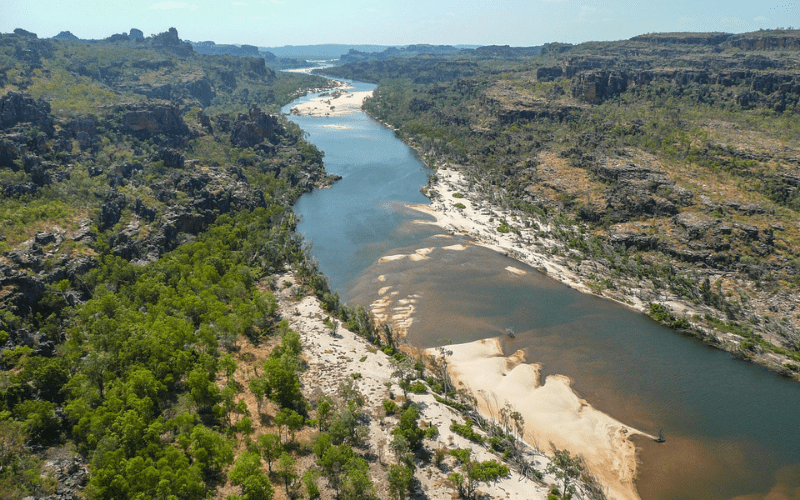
[
  {"x1": 435, "y1": 337, "x2": 654, "y2": 500},
  {"x1": 408, "y1": 167, "x2": 608, "y2": 305},
  {"x1": 290, "y1": 80, "x2": 374, "y2": 117}
]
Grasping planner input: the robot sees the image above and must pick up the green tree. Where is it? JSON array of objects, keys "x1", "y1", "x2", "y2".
[
  {"x1": 189, "y1": 425, "x2": 234, "y2": 478},
  {"x1": 257, "y1": 433, "x2": 282, "y2": 472},
  {"x1": 313, "y1": 432, "x2": 332, "y2": 458},
  {"x1": 187, "y1": 366, "x2": 220, "y2": 411},
  {"x1": 317, "y1": 444, "x2": 354, "y2": 497},
  {"x1": 388, "y1": 463, "x2": 414, "y2": 500},
  {"x1": 249, "y1": 377, "x2": 267, "y2": 413},
  {"x1": 302, "y1": 469, "x2": 321, "y2": 499},
  {"x1": 275, "y1": 452, "x2": 299, "y2": 498},
  {"x1": 261, "y1": 357, "x2": 301, "y2": 410},
  {"x1": 274, "y1": 408, "x2": 304, "y2": 444},
  {"x1": 229, "y1": 451, "x2": 263, "y2": 487},
  {"x1": 315, "y1": 396, "x2": 333, "y2": 431},
  {"x1": 392, "y1": 407, "x2": 425, "y2": 450},
  {"x1": 546, "y1": 449, "x2": 584, "y2": 499},
  {"x1": 241, "y1": 470, "x2": 274, "y2": 500}
]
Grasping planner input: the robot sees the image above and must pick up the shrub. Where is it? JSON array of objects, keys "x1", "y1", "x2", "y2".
[
  {"x1": 409, "y1": 382, "x2": 427, "y2": 394},
  {"x1": 383, "y1": 400, "x2": 399, "y2": 416},
  {"x1": 450, "y1": 419, "x2": 484, "y2": 444},
  {"x1": 648, "y1": 303, "x2": 675, "y2": 323}
]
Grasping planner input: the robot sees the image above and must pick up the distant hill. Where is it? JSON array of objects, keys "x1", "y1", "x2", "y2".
[
  {"x1": 261, "y1": 44, "x2": 395, "y2": 59},
  {"x1": 261, "y1": 44, "x2": 482, "y2": 60},
  {"x1": 188, "y1": 40, "x2": 276, "y2": 60}
]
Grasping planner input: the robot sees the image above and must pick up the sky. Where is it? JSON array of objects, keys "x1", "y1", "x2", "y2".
[{"x1": 2, "y1": 0, "x2": 799, "y2": 48}]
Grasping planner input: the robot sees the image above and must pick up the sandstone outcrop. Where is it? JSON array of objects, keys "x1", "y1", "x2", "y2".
[
  {"x1": 121, "y1": 102, "x2": 190, "y2": 139},
  {"x1": 0, "y1": 92, "x2": 54, "y2": 134},
  {"x1": 230, "y1": 104, "x2": 282, "y2": 149}
]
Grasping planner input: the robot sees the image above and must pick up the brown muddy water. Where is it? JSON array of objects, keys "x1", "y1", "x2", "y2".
[{"x1": 286, "y1": 80, "x2": 800, "y2": 500}]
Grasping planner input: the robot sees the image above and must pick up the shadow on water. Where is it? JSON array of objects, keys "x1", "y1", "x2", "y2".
[{"x1": 287, "y1": 79, "x2": 800, "y2": 500}]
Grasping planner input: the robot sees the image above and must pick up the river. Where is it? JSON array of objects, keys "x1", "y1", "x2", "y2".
[{"x1": 284, "y1": 78, "x2": 800, "y2": 500}]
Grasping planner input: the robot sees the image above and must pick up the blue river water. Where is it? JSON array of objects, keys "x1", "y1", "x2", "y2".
[{"x1": 284, "y1": 79, "x2": 800, "y2": 500}]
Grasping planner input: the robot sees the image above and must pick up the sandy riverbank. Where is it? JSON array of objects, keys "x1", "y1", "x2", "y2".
[
  {"x1": 431, "y1": 337, "x2": 653, "y2": 500},
  {"x1": 290, "y1": 80, "x2": 373, "y2": 117},
  {"x1": 409, "y1": 166, "x2": 649, "y2": 314},
  {"x1": 281, "y1": 266, "x2": 648, "y2": 499},
  {"x1": 274, "y1": 271, "x2": 561, "y2": 499}
]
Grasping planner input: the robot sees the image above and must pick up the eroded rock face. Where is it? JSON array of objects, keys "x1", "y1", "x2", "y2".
[
  {"x1": 536, "y1": 66, "x2": 563, "y2": 81},
  {"x1": 61, "y1": 115, "x2": 99, "y2": 150},
  {"x1": 39, "y1": 456, "x2": 89, "y2": 500},
  {"x1": 571, "y1": 70, "x2": 629, "y2": 103},
  {"x1": 99, "y1": 191, "x2": 126, "y2": 230},
  {"x1": 121, "y1": 103, "x2": 190, "y2": 138},
  {"x1": 182, "y1": 78, "x2": 215, "y2": 106},
  {"x1": 154, "y1": 147, "x2": 185, "y2": 169},
  {"x1": 230, "y1": 104, "x2": 282, "y2": 149},
  {"x1": 150, "y1": 27, "x2": 194, "y2": 57},
  {"x1": 0, "y1": 138, "x2": 19, "y2": 168},
  {"x1": 0, "y1": 264, "x2": 47, "y2": 317},
  {"x1": 0, "y1": 92, "x2": 55, "y2": 135}
]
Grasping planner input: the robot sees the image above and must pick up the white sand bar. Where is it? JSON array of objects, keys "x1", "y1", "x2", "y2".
[
  {"x1": 436, "y1": 338, "x2": 653, "y2": 500},
  {"x1": 291, "y1": 82, "x2": 374, "y2": 117}
]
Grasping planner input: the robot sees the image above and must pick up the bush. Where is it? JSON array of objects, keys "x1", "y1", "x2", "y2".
[
  {"x1": 383, "y1": 400, "x2": 399, "y2": 416},
  {"x1": 648, "y1": 303, "x2": 675, "y2": 323},
  {"x1": 409, "y1": 382, "x2": 427, "y2": 394},
  {"x1": 450, "y1": 419, "x2": 484, "y2": 444}
]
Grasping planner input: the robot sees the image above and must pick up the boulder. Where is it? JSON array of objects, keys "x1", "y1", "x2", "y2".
[
  {"x1": 107, "y1": 162, "x2": 143, "y2": 187},
  {"x1": 536, "y1": 66, "x2": 563, "y2": 82},
  {"x1": 155, "y1": 147, "x2": 185, "y2": 169},
  {"x1": 0, "y1": 138, "x2": 19, "y2": 168},
  {"x1": 673, "y1": 213, "x2": 717, "y2": 239},
  {"x1": 0, "y1": 265, "x2": 46, "y2": 316},
  {"x1": 99, "y1": 191, "x2": 126, "y2": 230},
  {"x1": 0, "y1": 92, "x2": 55, "y2": 135},
  {"x1": 571, "y1": 70, "x2": 629, "y2": 103},
  {"x1": 230, "y1": 104, "x2": 282, "y2": 148},
  {"x1": 149, "y1": 28, "x2": 193, "y2": 57},
  {"x1": 182, "y1": 78, "x2": 215, "y2": 106}
]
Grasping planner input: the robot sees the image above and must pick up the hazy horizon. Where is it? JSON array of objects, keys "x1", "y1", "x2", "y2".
[{"x1": 2, "y1": 0, "x2": 798, "y2": 48}]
